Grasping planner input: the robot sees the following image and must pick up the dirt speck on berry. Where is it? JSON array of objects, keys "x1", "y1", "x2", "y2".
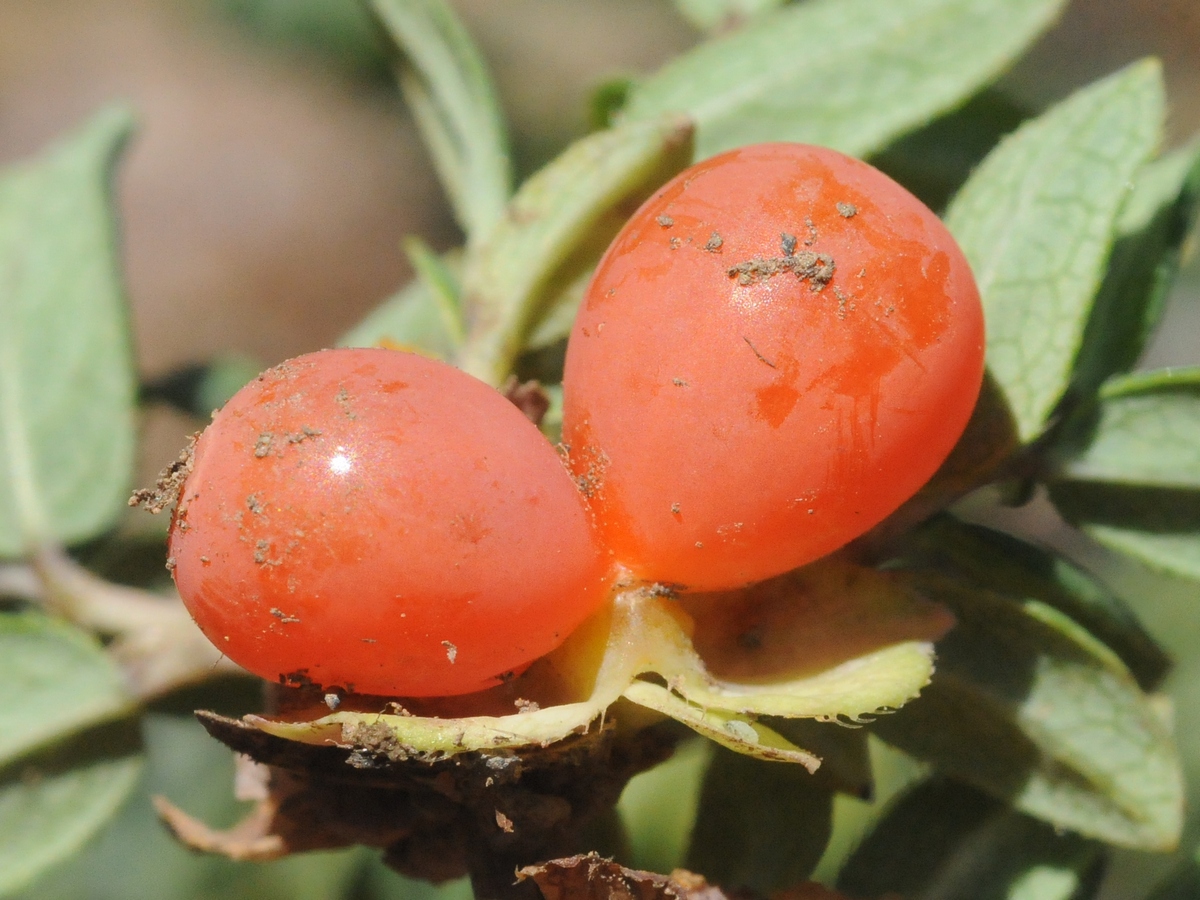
[{"x1": 128, "y1": 435, "x2": 197, "y2": 513}]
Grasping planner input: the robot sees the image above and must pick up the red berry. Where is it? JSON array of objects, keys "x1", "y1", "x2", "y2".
[
  {"x1": 562, "y1": 143, "x2": 985, "y2": 592},
  {"x1": 169, "y1": 348, "x2": 610, "y2": 697}
]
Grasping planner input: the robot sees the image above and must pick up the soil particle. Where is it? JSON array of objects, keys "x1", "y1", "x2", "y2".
[
  {"x1": 668, "y1": 236, "x2": 681, "y2": 250},
  {"x1": 254, "y1": 540, "x2": 282, "y2": 567},
  {"x1": 270, "y1": 607, "x2": 300, "y2": 623},
  {"x1": 341, "y1": 719, "x2": 414, "y2": 764},
  {"x1": 335, "y1": 387, "x2": 357, "y2": 420},
  {"x1": 495, "y1": 810, "x2": 515, "y2": 833},
  {"x1": 703, "y1": 232, "x2": 723, "y2": 252},
  {"x1": 442, "y1": 640, "x2": 458, "y2": 664},
  {"x1": 254, "y1": 433, "x2": 274, "y2": 458},
  {"x1": 287, "y1": 426, "x2": 322, "y2": 443},
  {"x1": 671, "y1": 378, "x2": 689, "y2": 387},
  {"x1": 129, "y1": 434, "x2": 198, "y2": 513},
  {"x1": 804, "y1": 216, "x2": 818, "y2": 245},
  {"x1": 246, "y1": 494, "x2": 265, "y2": 515},
  {"x1": 727, "y1": 251, "x2": 834, "y2": 290},
  {"x1": 837, "y1": 202, "x2": 857, "y2": 218},
  {"x1": 655, "y1": 215, "x2": 674, "y2": 228},
  {"x1": 780, "y1": 232, "x2": 797, "y2": 256}
]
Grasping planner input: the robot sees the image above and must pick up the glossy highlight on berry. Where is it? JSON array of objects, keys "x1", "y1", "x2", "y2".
[
  {"x1": 562, "y1": 143, "x2": 985, "y2": 591},
  {"x1": 168, "y1": 348, "x2": 611, "y2": 697}
]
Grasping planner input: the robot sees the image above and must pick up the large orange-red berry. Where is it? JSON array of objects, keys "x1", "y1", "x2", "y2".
[
  {"x1": 562, "y1": 143, "x2": 985, "y2": 591},
  {"x1": 169, "y1": 348, "x2": 610, "y2": 697}
]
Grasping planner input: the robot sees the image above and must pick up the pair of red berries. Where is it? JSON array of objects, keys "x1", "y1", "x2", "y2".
[{"x1": 167, "y1": 144, "x2": 985, "y2": 698}]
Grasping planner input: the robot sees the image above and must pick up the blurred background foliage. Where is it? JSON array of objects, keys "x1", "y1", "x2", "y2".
[{"x1": 1, "y1": 1, "x2": 1199, "y2": 898}]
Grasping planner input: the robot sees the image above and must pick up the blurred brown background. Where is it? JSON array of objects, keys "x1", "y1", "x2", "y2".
[{"x1": 0, "y1": 0, "x2": 1197, "y2": 473}]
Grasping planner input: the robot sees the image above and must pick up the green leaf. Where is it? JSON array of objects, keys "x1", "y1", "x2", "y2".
[
  {"x1": 1050, "y1": 481, "x2": 1200, "y2": 583},
  {"x1": 214, "y1": 0, "x2": 390, "y2": 79},
  {"x1": 1070, "y1": 142, "x2": 1200, "y2": 395},
  {"x1": 0, "y1": 613, "x2": 135, "y2": 766},
  {"x1": 1049, "y1": 369, "x2": 1200, "y2": 580},
  {"x1": 337, "y1": 251, "x2": 463, "y2": 359},
  {"x1": 624, "y1": 0, "x2": 1067, "y2": 161},
  {"x1": 0, "y1": 107, "x2": 137, "y2": 558},
  {"x1": 1057, "y1": 368, "x2": 1200, "y2": 487},
  {"x1": 945, "y1": 61, "x2": 1164, "y2": 443},
  {"x1": 870, "y1": 88, "x2": 1030, "y2": 213},
  {"x1": 767, "y1": 718, "x2": 873, "y2": 799},
  {"x1": 672, "y1": 0, "x2": 787, "y2": 33},
  {"x1": 837, "y1": 778, "x2": 1104, "y2": 900},
  {"x1": 617, "y1": 737, "x2": 713, "y2": 874},
  {"x1": 0, "y1": 729, "x2": 141, "y2": 898},
  {"x1": 371, "y1": 0, "x2": 511, "y2": 244},
  {"x1": 457, "y1": 115, "x2": 694, "y2": 385},
  {"x1": 873, "y1": 573, "x2": 1183, "y2": 850},
  {"x1": 900, "y1": 516, "x2": 1170, "y2": 690},
  {"x1": 1148, "y1": 859, "x2": 1200, "y2": 900},
  {"x1": 686, "y1": 747, "x2": 833, "y2": 893},
  {"x1": 402, "y1": 235, "x2": 464, "y2": 345},
  {"x1": 13, "y1": 713, "x2": 391, "y2": 900}
]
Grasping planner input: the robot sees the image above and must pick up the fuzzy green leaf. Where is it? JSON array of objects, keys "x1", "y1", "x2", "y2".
[
  {"x1": 671, "y1": 0, "x2": 787, "y2": 33},
  {"x1": 371, "y1": 0, "x2": 511, "y2": 244},
  {"x1": 874, "y1": 574, "x2": 1183, "y2": 850},
  {"x1": 900, "y1": 516, "x2": 1170, "y2": 690},
  {"x1": 1070, "y1": 143, "x2": 1200, "y2": 395},
  {"x1": 838, "y1": 779, "x2": 1104, "y2": 900},
  {"x1": 0, "y1": 109, "x2": 136, "y2": 559},
  {"x1": 0, "y1": 737, "x2": 141, "y2": 898},
  {"x1": 1049, "y1": 369, "x2": 1200, "y2": 580},
  {"x1": 686, "y1": 747, "x2": 833, "y2": 892},
  {"x1": 617, "y1": 738, "x2": 713, "y2": 874},
  {"x1": 0, "y1": 613, "x2": 135, "y2": 766},
  {"x1": 870, "y1": 89, "x2": 1030, "y2": 213},
  {"x1": 1051, "y1": 482, "x2": 1200, "y2": 583},
  {"x1": 945, "y1": 61, "x2": 1164, "y2": 443},
  {"x1": 625, "y1": 0, "x2": 1067, "y2": 160},
  {"x1": 1058, "y1": 368, "x2": 1200, "y2": 487},
  {"x1": 457, "y1": 115, "x2": 694, "y2": 385}
]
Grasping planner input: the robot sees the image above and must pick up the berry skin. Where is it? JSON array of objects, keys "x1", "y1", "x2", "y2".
[
  {"x1": 169, "y1": 348, "x2": 610, "y2": 697},
  {"x1": 562, "y1": 143, "x2": 985, "y2": 592}
]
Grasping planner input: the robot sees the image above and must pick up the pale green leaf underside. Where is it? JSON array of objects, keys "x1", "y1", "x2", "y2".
[
  {"x1": 0, "y1": 107, "x2": 136, "y2": 558},
  {"x1": 672, "y1": 0, "x2": 787, "y2": 33},
  {"x1": 372, "y1": 0, "x2": 510, "y2": 244},
  {"x1": 945, "y1": 61, "x2": 1164, "y2": 443},
  {"x1": 457, "y1": 115, "x2": 693, "y2": 385},
  {"x1": 879, "y1": 575, "x2": 1182, "y2": 850},
  {"x1": 1069, "y1": 142, "x2": 1200, "y2": 393},
  {"x1": 0, "y1": 613, "x2": 134, "y2": 766},
  {"x1": 0, "y1": 754, "x2": 140, "y2": 897},
  {"x1": 1082, "y1": 527, "x2": 1200, "y2": 583},
  {"x1": 1063, "y1": 368, "x2": 1200, "y2": 487},
  {"x1": 625, "y1": 0, "x2": 1067, "y2": 160}
]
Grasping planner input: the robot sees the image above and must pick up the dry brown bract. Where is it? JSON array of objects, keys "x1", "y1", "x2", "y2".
[
  {"x1": 504, "y1": 377, "x2": 552, "y2": 427},
  {"x1": 518, "y1": 855, "x2": 730, "y2": 900},
  {"x1": 128, "y1": 433, "x2": 198, "y2": 513}
]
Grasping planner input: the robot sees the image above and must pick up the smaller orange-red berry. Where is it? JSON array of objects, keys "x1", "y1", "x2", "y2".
[{"x1": 169, "y1": 348, "x2": 610, "y2": 697}]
